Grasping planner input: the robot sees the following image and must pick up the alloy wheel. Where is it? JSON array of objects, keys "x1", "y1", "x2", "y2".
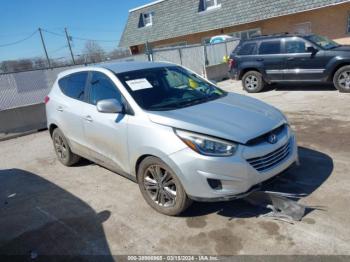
[
  {"x1": 54, "y1": 134, "x2": 68, "y2": 161},
  {"x1": 143, "y1": 165, "x2": 177, "y2": 207},
  {"x1": 338, "y1": 71, "x2": 350, "y2": 90},
  {"x1": 245, "y1": 75, "x2": 259, "y2": 90}
]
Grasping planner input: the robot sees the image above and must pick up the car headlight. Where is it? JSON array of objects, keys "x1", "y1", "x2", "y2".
[{"x1": 175, "y1": 129, "x2": 237, "y2": 157}]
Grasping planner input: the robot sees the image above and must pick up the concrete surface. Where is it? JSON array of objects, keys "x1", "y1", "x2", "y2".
[
  {"x1": 205, "y1": 63, "x2": 229, "y2": 82},
  {"x1": 0, "y1": 81, "x2": 350, "y2": 256},
  {"x1": 0, "y1": 103, "x2": 46, "y2": 134}
]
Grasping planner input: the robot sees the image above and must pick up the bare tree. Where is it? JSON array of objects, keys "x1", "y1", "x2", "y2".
[
  {"x1": 83, "y1": 41, "x2": 106, "y2": 63},
  {"x1": 0, "y1": 59, "x2": 33, "y2": 73},
  {"x1": 32, "y1": 57, "x2": 47, "y2": 69},
  {"x1": 108, "y1": 48, "x2": 131, "y2": 60}
]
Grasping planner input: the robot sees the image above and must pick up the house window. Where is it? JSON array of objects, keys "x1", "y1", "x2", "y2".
[
  {"x1": 205, "y1": 0, "x2": 221, "y2": 10},
  {"x1": 143, "y1": 13, "x2": 153, "y2": 27},
  {"x1": 294, "y1": 22, "x2": 311, "y2": 34},
  {"x1": 138, "y1": 12, "x2": 153, "y2": 28},
  {"x1": 347, "y1": 12, "x2": 350, "y2": 33},
  {"x1": 229, "y1": 28, "x2": 261, "y2": 40},
  {"x1": 199, "y1": 0, "x2": 221, "y2": 12}
]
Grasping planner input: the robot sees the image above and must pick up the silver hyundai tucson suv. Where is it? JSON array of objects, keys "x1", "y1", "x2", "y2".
[{"x1": 46, "y1": 61, "x2": 298, "y2": 215}]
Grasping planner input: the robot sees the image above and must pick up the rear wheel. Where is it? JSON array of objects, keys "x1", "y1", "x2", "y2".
[
  {"x1": 334, "y1": 65, "x2": 350, "y2": 93},
  {"x1": 52, "y1": 128, "x2": 80, "y2": 166},
  {"x1": 137, "y1": 156, "x2": 192, "y2": 216},
  {"x1": 242, "y1": 70, "x2": 265, "y2": 93}
]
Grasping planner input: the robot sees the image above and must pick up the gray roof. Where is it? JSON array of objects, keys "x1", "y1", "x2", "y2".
[
  {"x1": 100, "y1": 61, "x2": 173, "y2": 73},
  {"x1": 119, "y1": 0, "x2": 348, "y2": 47}
]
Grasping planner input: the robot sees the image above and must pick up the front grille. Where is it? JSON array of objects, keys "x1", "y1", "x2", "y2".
[
  {"x1": 247, "y1": 140, "x2": 291, "y2": 172},
  {"x1": 246, "y1": 124, "x2": 286, "y2": 146}
]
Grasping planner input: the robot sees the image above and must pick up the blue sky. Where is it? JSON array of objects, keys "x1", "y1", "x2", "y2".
[{"x1": 0, "y1": 0, "x2": 153, "y2": 61}]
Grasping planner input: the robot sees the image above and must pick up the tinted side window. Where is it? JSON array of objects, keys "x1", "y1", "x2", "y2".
[
  {"x1": 285, "y1": 40, "x2": 308, "y2": 53},
  {"x1": 259, "y1": 41, "x2": 281, "y2": 55},
  {"x1": 89, "y1": 72, "x2": 122, "y2": 105},
  {"x1": 58, "y1": 72, "x2": 88, "y2": 101},
  {"x1": 238, "y1": 43, "x2": 257, "y2": 55}
]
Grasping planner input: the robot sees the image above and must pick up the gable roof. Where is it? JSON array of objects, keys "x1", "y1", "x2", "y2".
[{"x1": 119, "y1": 0, "x2": 348, "y2": 47}]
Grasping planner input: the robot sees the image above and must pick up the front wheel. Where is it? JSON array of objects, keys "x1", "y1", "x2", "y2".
[
  {"x1": 242, "y1": 71, "x2": 265, "y2": 93},
  {"x1": 334, "y1": 65, "x2": 350, "y2": 93},
  {"x1": 137, "y1": 156, "x2": 192, "y2": 216}
]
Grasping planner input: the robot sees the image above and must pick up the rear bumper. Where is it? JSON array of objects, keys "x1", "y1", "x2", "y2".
[{"x1": 228, "y1": 68, "x2": 239, "y2": 80}]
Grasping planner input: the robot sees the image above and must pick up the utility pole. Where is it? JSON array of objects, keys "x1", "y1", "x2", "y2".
[
  {"x1": 38, "y1": 28, "x2": 51, "y2": 68},
  {"x1": 64, "y1": 28, "x2": 76, "y2": 65},
  {"x1": 145, "y1": 41, "x2": 152, "y2": 61}
]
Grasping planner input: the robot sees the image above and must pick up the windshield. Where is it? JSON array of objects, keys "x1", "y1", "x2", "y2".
[
  {"x1": 116, "y1": 66, "x2": 227, "y2": 111},
  {"x1": 306, "y1": 35, "x2": 340, "y2": 50}
]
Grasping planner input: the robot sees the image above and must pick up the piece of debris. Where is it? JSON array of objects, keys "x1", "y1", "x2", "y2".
[{"x1": 244, "y1": 191, "x2": 307, "y2": 223}]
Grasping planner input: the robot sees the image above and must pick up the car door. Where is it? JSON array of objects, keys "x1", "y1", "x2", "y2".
[
  {"x1": 257, "y1": 40, "x2": 285, "y2": 81},
  {"x1": 283, "y1": 38, "x2": 328, "y2": 81},
  {"x1": 56, "y1": 72, "x2": 89, "y2": 153},
  {"x1": 82, "y1": 71, "x2": 130, "y2": 174}
]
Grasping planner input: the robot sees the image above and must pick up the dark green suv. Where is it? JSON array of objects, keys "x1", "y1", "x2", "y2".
[{"x1": 229, "y1": 34, "x2": 350, "y2": 93}]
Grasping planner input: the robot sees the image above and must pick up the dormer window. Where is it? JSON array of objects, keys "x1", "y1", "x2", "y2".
[
  {"x1": 138, "y1": 12, "x2": 153, "y2": 28},
  {"x1": 143, "y1": 12, "x2": 153, "y2": 26},
  {"x1": 204, "y1": 0, "x2": 221, "y2": 10},
  {"x1": 198, "y1": 0, "x2": 221, "y2": 12}
]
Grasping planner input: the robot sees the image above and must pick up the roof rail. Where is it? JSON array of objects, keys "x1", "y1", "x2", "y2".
[{"x1": 251, "y1": 32, "x2": 292, "y2": 38}]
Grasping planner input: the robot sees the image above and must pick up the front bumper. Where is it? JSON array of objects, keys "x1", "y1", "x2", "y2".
[{"x1": 165, "y1": 127, "x2": 298, "y2": 201}]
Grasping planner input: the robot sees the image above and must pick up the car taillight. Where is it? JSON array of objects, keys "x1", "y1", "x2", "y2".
[
  {"x1": 228, "y1": 59, "x2": 235, "y2": 69},
  {"x1": 44, "y1": 96, "x2": 50, "y2": 104}
]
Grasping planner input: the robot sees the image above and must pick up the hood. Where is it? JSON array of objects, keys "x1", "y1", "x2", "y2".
[
  {"x1": 147, "y1": 93, "x2": 286, "y2": 144},
  {"x1": 330, "y1": 45, "x2": 350, "y2": 51}
]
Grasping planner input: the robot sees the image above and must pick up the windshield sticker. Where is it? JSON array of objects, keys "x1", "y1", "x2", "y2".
[{"x1": 126, "y1": 78, "x2": 153, "y2": 91}]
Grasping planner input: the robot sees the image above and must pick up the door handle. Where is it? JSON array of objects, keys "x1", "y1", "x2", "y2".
[
  {"x1": 56, "y1": 106, "x2": 64, "y2": 112},
  {"x1": 287, "y1": 57, "x2": 295, "y2": 61},
  {"x1": 256, "y1": 58, "x2": 264, "y2": 62},
  {"x1": 84, "y1": 115, "x2": 93, "y2": 122}
]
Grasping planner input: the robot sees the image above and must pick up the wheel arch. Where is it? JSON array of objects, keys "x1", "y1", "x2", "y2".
[
  {"x1": 329, "y1": 62, "x2": 350, "y2": 82},
  {"x1": 135, "y1": 154, "x2": 154, "y2": 181},
  {"x1": 239, "y1": 67, "x2": 263, "y2": 80},
  {"x1": 49, "y1": 123, "x2": 58, "y2": 137}
]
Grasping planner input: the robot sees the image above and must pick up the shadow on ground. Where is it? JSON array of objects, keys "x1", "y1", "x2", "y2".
[
  {"x1": 182, "y1": 146, "x2": 333, "y2": 218},
  {"x1": 0, "y1": 169, "x2": 113, "y2": 261},
  {"x1": 263, "y1": 82, "x2": 337, "y2": 92}
]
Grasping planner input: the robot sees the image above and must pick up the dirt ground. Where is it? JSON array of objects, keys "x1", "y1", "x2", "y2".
[{"x1": 0, "y1": 81, "x2": 349, "y2": 257}]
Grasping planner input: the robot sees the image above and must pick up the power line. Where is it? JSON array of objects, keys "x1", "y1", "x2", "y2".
[
  {"x1": 0, "y1": 30, "x2": 38, "y2": 47},
  {"x1": 0, "y1": 31, "x2": 39, "y2": 38},
  {"x1": 67, "y1": 27, "x2": 124, "y2": 33},
  {"x1": 49, "y1": 45, "x2": 68, "y2": 54},
  {"x1": 42, "y1": 28, "x2": 120, "y2": 43},
  {"x1": 70, "y1": 35, "x2": 120, "y2": 43},
  {"x1": 41, "y1": 29, "x2": 65, "y2": 37}
]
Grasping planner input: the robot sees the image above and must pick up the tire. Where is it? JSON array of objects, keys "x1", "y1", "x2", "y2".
[
  {"x1": 242, "y1": 70, "x2": 265, "y2": 93},
  {"x1": 52, "y1": 128, "x2": 80, "y2": 166},
  {"x1": 137, "y1": 156, "x2": 192, "y2": 216},
  {"x1": 333, "y1": 65, "x2": 350, "y2": 93}
]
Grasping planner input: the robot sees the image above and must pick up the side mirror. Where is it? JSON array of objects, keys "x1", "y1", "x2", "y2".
[
  {"x1": 307, "y1": 46, "x2": 318, "y2": 54},
  {"x1": 96, "y1": 99, "x2": 123, "y2": 114}
]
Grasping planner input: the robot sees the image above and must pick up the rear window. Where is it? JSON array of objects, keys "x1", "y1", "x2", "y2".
[
  {"x1": 58, "y1": 72, "x2": 88, "y2": 101},
  {"x1": 237, "y1": 42, "x2": 257, "y2": 55},
  {"x1": 259, "y1": 41, "x2": 281, "y2": 55}
]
